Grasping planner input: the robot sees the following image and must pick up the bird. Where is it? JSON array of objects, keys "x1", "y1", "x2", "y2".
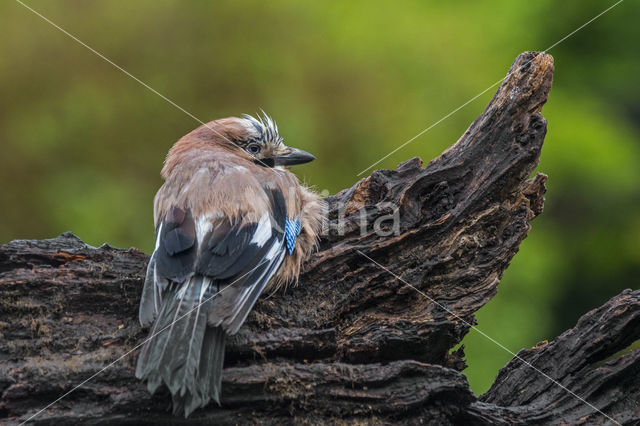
[{"x1": 135, "y1": 113, "x2": 324, "y2": 417}]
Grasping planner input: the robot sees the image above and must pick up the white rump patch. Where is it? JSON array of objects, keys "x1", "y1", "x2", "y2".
[{"x1": 196, "y1": 214, "x2": 214, "y2": 244}]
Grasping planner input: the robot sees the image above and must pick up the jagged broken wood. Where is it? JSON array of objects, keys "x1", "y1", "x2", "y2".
[{"x1": 1, "y1": 52, "x2": 638, "y2": 425}]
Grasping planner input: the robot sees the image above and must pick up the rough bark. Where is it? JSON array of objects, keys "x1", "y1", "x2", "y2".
[{"x1": 0, "y1": 52, "x2": 637, "y2": 425}]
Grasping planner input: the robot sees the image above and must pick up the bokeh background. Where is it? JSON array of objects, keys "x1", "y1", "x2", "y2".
[{"x1": 1, "y1": 0, "x2": 638, "y2": 394}]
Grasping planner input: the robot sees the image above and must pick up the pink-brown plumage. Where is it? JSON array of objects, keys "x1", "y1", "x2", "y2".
[
  {"x1": 136, "y1": 114, "x2": 324, "y2": 416},
  {"x1": 154, "y1": 118, "x2": 324, "y2": 289}
]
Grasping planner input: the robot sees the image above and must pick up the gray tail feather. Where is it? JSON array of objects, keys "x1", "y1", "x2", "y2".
[{"x1": 135, "y1": 275, "x2": 226, "y2": 417}]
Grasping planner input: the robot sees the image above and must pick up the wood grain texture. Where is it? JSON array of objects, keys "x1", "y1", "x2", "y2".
[{"x1": 1, "y1": 52, "x2": 637, "y2": 425}]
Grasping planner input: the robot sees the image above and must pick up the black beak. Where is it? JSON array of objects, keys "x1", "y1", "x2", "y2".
[{"x1": 272, "y1": 148, "x2": 316, "y2": 166}]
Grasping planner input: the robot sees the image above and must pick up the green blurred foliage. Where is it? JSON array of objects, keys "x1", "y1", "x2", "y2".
[{"x1": 1, "y1": 0, "x2": 638, "y2": 394}]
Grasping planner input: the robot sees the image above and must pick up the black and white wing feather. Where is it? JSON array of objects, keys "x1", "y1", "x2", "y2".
[
  {"x1": 136, "y1": 186, "x2": 289, "y2": 416},
  {"x1": 139, "y1": 187, "x2": 288, "y2": 333}
]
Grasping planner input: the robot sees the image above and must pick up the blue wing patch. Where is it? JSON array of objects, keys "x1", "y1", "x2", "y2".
[{"x1": 285, "y1": 217, "x2": 302, "y2": 255}]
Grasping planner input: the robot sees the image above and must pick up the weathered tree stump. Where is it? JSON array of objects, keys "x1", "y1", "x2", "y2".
[{"x1": 1, "y1": 52, "x2": 638, "y2": 425}]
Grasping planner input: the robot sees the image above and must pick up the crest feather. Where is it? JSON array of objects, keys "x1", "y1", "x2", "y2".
[{"x1": 241, "y1": 111, "x2": 283, "y2": 146}]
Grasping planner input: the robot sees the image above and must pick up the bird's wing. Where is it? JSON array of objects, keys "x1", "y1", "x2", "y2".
[
  {"x1": 139, "y1": 183, "x2": 289, "y2": 336},
  {"x1": 139, "y1": 205, "x2": 196, "y2": 327},
  {"x1": 197, "y1": 187, "x2": 288, "y2": 334}
]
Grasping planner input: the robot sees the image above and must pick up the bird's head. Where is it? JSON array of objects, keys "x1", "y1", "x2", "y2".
[{"x1": 203, "y1": 113, "x2": 315, "y2": 168}]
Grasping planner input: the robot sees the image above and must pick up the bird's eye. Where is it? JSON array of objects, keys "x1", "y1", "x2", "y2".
[{"x1": 246, "y1": 143, "x2": 261, "y2": 155}]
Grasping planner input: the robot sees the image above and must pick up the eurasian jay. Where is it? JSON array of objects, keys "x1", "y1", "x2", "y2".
[{"x1": 135, "y1": 113, "x2": 324, "y2": 416}]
